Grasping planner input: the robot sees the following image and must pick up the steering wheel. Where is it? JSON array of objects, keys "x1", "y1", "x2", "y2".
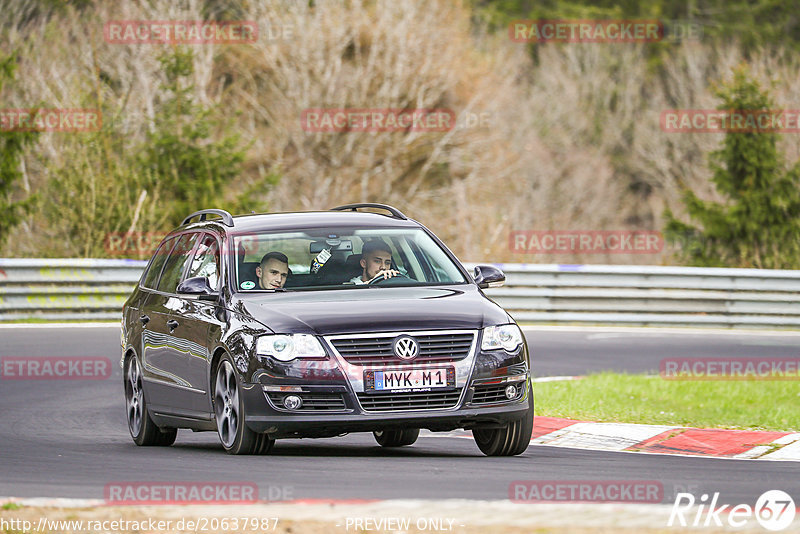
[{"x1": 368, "y1": 273, "x2": 412, "y2": 286}]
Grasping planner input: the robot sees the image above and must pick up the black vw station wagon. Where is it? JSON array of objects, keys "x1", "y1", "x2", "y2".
[{"x1": 121, "y1": 204, "x2": 533, "y2": 456}]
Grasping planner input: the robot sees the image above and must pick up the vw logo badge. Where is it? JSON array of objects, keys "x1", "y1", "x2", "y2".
[{"x1": 393, "y1": 336, "x2": 419, "y2": 360}]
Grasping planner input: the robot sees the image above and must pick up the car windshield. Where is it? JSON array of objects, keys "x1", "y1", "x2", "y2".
[{"x1": 232, "y1": 227, "x2": 468, "y2": 291}]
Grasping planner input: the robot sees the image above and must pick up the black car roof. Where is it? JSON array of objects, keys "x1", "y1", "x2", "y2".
[{"x1": 179, "y1": 210, "x2": 422, "y2": 235}]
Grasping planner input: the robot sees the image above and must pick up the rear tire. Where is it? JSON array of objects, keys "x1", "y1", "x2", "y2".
[
  {"x1": 373, "y1": 428, "x2": 420, "y2": 447},
  {"x1": 125, "y1": 355, "x2": 177, "y2": 446},
  {"x1": 213, "y1": 355, "x2": 274, "y2": 455},
  {"x1": 472, "y1": 382, "x2": 533, "y2": 456}
]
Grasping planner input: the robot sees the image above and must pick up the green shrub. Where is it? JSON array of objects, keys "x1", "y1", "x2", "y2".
[
  {"x1": 0, "y1": 53, "x2": 38, "y2": 249},
  {"x1": 665, "y1": 66, "x2": 800, "y2": 269}
]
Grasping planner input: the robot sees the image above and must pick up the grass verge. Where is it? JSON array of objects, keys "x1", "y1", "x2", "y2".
[{"x1": 533, "y1": 372, "x2": 800, "y2": 431}]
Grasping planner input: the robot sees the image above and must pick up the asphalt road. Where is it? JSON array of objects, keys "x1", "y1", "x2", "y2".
[
  {"x1": 525, "y1": 326, "x2": 800, "y2": 377},
  {"x1": 1, "y1": 325, "x2": 798, "y2": 507}
]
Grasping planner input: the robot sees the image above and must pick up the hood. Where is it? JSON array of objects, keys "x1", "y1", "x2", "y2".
[{"x1": 231, "y1": 285, "x2": 510, "y2": 335}]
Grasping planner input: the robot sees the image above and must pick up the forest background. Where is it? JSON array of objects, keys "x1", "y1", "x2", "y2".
[{"x1": 1, "y1": 0, "x2": 799, "y2": 267}]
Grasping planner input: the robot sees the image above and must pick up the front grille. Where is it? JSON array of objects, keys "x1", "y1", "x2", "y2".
[
  {"x1": 266, "y1": 392, "x2": 347, "y2": 411},
  {"x1": 330, "y1": 332, "x2": 475, "y2": 365},
  {"x1": 470, "y1": 383, "x2": 524, "y2": 405},
  {"x1": 357, "y1": 389, "x2": 462, "y2": 412}
]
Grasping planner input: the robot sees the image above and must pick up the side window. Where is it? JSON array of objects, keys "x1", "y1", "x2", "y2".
[
  {"x1": 142, "y1": 237, "x2": 177, "y2": 290},
  {"x1": 156, "y1": 233, "x2": 199, "y2": 294},
  {"x1": 186, "y1": 234, "x2": 220, "y2": 290}
]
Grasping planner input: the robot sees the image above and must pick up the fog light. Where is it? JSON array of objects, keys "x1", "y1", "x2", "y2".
[
  {"x1": 283, "y1": 395, "x2": 303, "y2": 410},
  {"x1": 504, "y1": 385, "x2": 518, "y2": 400}
]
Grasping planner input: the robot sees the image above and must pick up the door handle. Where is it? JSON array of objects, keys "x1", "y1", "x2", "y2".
[
  {"x1": 139, "y1": 315, "x2": 150, "y2": 325},
  {"x1": 166, "y1": 319, "x2": 180, "y2": 330}
]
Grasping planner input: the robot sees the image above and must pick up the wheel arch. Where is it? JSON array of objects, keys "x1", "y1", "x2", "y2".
[
  {"x1": 209, "y1": 345, "x2": 229, "y2": 392},
  {"x1": 122, "y1": 347, "x2": 138, "y2": 372}
]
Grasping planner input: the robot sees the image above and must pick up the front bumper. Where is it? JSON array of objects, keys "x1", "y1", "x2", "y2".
[
  {"x1": 239, "y1": 328, "x2": 531, "y2": 438},
  {"x1": 241, "y1": 380, "x2": 532, "y2": 438}
]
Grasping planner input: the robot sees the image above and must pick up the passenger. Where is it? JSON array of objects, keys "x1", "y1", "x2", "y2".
[
  {"x1": 256, "y1": 251, "x2": 290, "y2": 289},
  {"x1": 348, "y1": 240, "x2": 399, "y2": 284}
]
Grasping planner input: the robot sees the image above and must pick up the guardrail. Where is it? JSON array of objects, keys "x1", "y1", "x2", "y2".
[
  {"x1": 0, "y1": 259, "x2": 146, "y2": 321},
  {"x1": 1, "y1": 259, "x2": 799, "y2": 328},
  {"x1": 477, "y1": 263, "x2": 800, "y2": 328}
]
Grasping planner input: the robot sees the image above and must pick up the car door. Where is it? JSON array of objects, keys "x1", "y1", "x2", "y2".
[
  {"x1": 170, "y1": 232, "x2": 223, "y2": 416},
  {"x1": 138, "y1": 235, "x2": 179, "y2": 413},
  {"x1": 143, "y1": 232, "x2": 200, "y2": 415}
]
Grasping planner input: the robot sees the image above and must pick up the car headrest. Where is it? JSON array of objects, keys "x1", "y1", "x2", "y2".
[
  {"x1": 314, "y1": 257, "x2": 345, "y2": 282},
  {"x1": 238, "y1": 262, "x2": 259, "y2": 288},
  {"x1": 344, "y1": 254, "x2": 362, "y2": 272}
]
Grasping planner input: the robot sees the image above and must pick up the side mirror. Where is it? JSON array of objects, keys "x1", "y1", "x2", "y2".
[
  {"x1": 177, "y1": 276, "x2": 218, "y2": 301},
  {"x1": 473, "y1": 265, "x2": 505, "y2": 289}
]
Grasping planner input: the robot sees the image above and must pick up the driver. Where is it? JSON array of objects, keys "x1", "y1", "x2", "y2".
[
  {"x1": 256, "y1": 251, "x2": 290, "y2": 289},
  {"x1": 348, "y1": 240, "x2": 399, "y2": 284}
]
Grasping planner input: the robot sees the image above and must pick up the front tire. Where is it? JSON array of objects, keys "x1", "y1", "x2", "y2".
[
  {"x1": 472, "y1": 383, "x2": 533, "y2": 456},
  {"x1": 373, "y1": 428, "x2": 420, "y2": 447},
  {"x1": 125, "y1": 355, "x2": 177, "y2": 446},
  {"x1": 213, "y1": 356, "x2": 274, "y2": 455}
]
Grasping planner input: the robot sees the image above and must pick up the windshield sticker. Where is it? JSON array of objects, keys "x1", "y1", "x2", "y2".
[{"x1": 240, "y1": 280, "x2": 255, "y2": 290}]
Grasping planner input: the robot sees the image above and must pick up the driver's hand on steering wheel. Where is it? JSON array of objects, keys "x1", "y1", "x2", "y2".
[{"x1": 369, "y1": 269, "x2": 400, "y2": 282}]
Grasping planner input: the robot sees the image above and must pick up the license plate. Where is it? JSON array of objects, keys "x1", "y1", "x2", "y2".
[{"x1": 365, "y1": 367, "x2": 455, "y2": 393}]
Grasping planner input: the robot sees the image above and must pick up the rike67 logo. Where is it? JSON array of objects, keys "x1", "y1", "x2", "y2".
[{"x1": 669, "y1": 490, "x2": 795, "y2": 531}]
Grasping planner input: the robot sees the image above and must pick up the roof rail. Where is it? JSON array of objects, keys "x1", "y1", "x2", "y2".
[
  {"x1": 181, "y1": 209, "x2": 234, "y2": 227},
  {"x1": 330, "y1": 203, "x2": 407, "y2": 220}
]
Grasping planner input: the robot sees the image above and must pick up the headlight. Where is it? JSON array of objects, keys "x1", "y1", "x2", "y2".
[
  {"x1": 481, "y1": 324, "x2": 523, "y2": 352},
  {"x1": 256, "y1": 334, "x2": 326, "y2": 362}
]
